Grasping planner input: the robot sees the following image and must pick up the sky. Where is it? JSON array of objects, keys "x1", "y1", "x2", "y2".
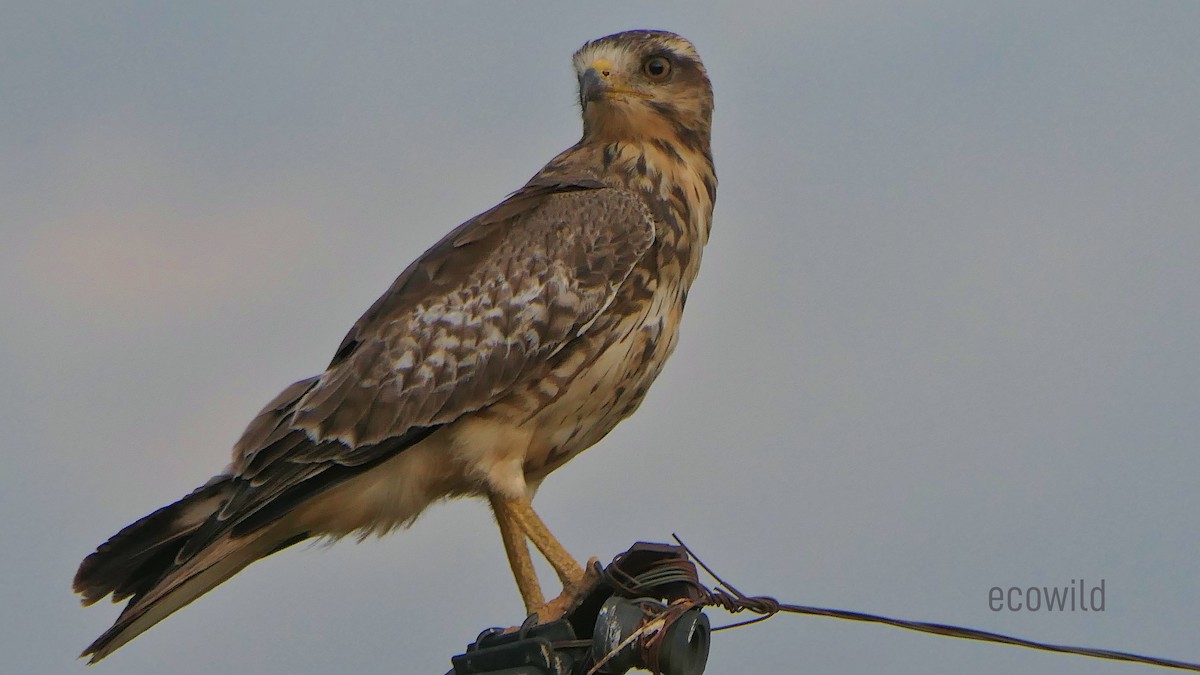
[{"x1": 2, "y1": 2, "x2": 1198, "y2": 674}]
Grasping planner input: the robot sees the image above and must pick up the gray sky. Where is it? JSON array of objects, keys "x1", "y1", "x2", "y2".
[{"x1": 3, "y1": 2, "x2": 1198, "y2": 674}]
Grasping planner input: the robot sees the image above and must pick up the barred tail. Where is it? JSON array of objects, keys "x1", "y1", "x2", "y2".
[{"x1": 73, "y1": 476, "x2": 307, "y2": 662}]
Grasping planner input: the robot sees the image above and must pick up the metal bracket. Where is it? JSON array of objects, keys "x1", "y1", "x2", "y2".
[{"x1": 449, "y1": 542, "x2": 712, "y2": 675}]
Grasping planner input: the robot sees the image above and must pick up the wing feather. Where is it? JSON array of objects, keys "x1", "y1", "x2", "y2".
[
  {"x1": 208, "y1": 176, "x2": 653, "y2": 539},
  {"x1": 290, "y1": 178, "x2": 654, "y2": 450}
]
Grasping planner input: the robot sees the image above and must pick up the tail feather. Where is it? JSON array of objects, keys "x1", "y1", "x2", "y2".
[
  {"x1": 73, "y1": 477, "x2": 310, "y2": 662},
  {"x1": 73, "y1": 478, "x2": 234, "y2": 606},
  {"x1": 80, "y1": 527, "x2": 289, "y2": 663}
]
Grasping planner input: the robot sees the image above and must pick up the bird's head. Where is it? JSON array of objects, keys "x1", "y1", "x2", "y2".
[{"x1": 573, "y1": 30, "x2": 713, "y2": 151}]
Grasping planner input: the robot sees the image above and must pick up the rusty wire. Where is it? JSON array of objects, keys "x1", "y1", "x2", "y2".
[
  {"x1": 664, "y1": 535, "x2": 1200, "y2": 672},
  {"x1": 599, "y1": 560, "x2": 702, "y2": 673}
]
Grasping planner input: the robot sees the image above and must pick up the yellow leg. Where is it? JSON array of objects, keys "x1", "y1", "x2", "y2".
[
  {"x1": 490, "y1": 493, "x2": 598, "y2": 623},
  {"x1": 502, "y1": 496, "x2": 583, "y2": 588},
  {"x1": 489, "y1": 493, "x2": 544, "y2": 613}
]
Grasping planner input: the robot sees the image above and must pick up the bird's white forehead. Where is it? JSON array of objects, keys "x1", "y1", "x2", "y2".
[
  {"x1": 572, "y1": 31, "x2": 700, "y2": 73},
  {"x1": 572, "y1": 44, "x2": 636, "y2": 74}
]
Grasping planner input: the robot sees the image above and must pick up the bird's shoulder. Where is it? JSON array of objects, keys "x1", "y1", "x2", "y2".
[
  {"x1": 328, "y1": 175, "x2": 655, "y2": 370},
  {"x1": 232, "y1": 174, "x2": 657, "y2": 462}
]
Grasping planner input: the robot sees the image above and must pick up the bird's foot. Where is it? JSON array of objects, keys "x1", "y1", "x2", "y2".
[{"x1": 531, "y1": 557, "x2": 603, "y2": 624}]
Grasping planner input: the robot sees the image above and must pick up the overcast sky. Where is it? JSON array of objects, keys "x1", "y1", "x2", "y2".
[{"x1": 3, "y1": 2, "x2": 1198, "y2": 674}]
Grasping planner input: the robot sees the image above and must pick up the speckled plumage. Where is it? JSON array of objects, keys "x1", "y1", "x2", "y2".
[{"x1": 75, "y1": 29, "x2": 715, "y2": 662}]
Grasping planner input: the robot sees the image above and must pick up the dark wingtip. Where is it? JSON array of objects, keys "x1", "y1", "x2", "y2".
[
  {"x1": 80, "y1": 630, "x2": 110, "y2": 663},
  {"x1": 74, "y1": 478, "x2": 233, "y2": 609},
  {"x1": 81, "y1": 633, "x2": 119, "y2": 664}
]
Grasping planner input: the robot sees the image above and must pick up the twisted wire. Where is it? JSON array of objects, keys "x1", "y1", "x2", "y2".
[{"x1": 666, "y1": 535, "x2": 1200, "y2": 672}]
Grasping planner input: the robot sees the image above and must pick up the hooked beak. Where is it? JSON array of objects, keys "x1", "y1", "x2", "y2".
[
  {"x1": 579, "y1": 67, "x2": 609, "y2": 106},
  {"x1": 579, "y1": 59, "x2": 649, "y2": 107}
]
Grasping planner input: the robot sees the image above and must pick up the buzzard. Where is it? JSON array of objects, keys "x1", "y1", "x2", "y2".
[{"x1": 75, "y1": 29, "x2": 715, "y2": 662}]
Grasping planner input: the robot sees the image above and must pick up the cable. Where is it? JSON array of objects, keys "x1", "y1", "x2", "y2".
[{"x1": 671, "y1": 535, "x2": 1200, "y2": 672}]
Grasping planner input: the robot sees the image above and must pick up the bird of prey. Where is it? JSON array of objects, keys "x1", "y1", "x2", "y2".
[{"x1": 74, "y1": 29, "x2": 715, "y2": 662}]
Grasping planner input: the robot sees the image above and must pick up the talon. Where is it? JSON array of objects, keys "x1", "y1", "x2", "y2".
[{"x1": 532, "y1": 560, "x2": 604, "y2": 623}]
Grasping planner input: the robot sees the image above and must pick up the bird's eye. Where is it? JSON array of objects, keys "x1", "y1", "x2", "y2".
[{"x1": 643, "y1": 56, "x2": 672, "y2": 80}]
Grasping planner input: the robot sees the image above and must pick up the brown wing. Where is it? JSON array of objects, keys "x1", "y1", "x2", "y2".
[
  {"x1": 73, "y1": 177, "x2": 657, "y2": 654},
  {"x1": 208, "y1": 176, "x2": 655, "y2": 534}
]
